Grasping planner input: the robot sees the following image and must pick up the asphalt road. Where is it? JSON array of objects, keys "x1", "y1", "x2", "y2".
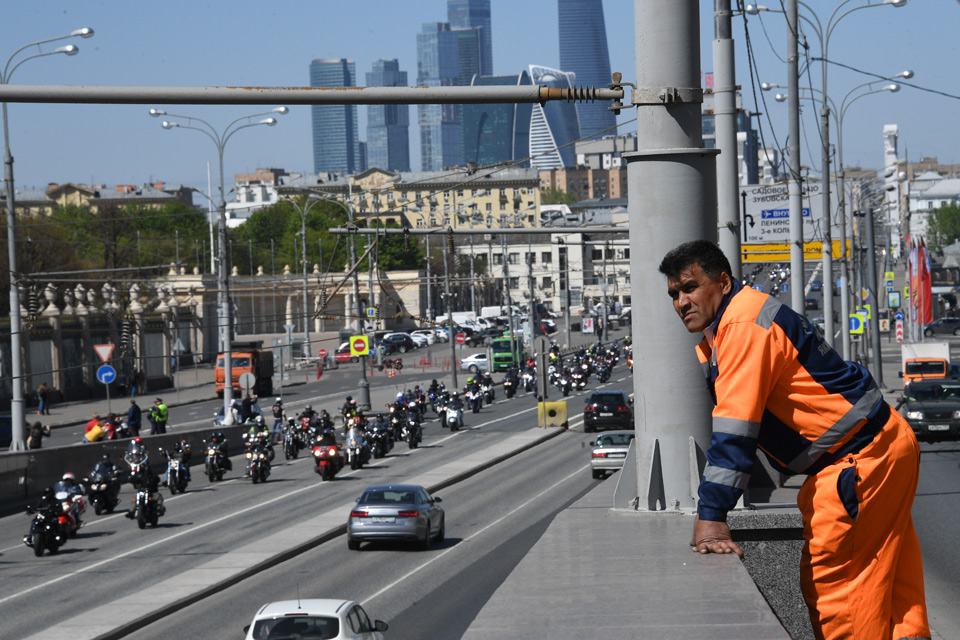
[{"x1": 0, "y1": 354, "x2": 633, "y2": 638}]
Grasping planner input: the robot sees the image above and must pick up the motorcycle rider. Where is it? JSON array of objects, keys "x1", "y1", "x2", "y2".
[
  {"x1": 173, "y1": 438, "x2": 192, "y2": 482},
  {"x1": 341, "y1": 395, "x2": 358, "y2": 421},
  {"x1": 54, "y1": 472, "x2": 86, "y2": 527},
  {"x1": 317, "y1": 409, "x2": 334, "y2": 430},
  {"x1": 209, "y1": 430, "x2": 232, "y2": 471},
  {"x1": 449, "y1": 392, "x2": 466, "y2": 427},
  {"x1": 271, "y1": 397, "x2": 285, "y2": 439},
  {"x1": 428, "y1": 378, "x2": 444, "y2": 396},
  {"x1": 125, "y1": 471, "x2": 165, "y2": 519},
  {"x1": 480, "y1": 371, "x2": 495, "y2": 396}
]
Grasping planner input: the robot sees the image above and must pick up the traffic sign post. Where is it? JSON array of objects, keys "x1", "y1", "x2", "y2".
[
  {"x1": 97, "y1": 364, "x2": 116, "y2": 414},
  {"x1": 94, "y1": 344, "x2": 115, "y2": 363},
  {"x1": 896, "y1": 319, "x2": 904, "y2": 343},
  {"x1": 848, "y1": 314, "x2": 864, "y2": 335}
]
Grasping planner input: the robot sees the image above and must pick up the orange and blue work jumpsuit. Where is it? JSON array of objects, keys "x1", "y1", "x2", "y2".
[{"x1": 696, "y1": 281, "x2": 929, "y2": 640}]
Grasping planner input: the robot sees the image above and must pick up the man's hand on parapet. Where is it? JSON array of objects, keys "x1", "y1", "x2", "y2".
[{"x1": 690, "y1": 514, "x2": 744, "y2": 561}]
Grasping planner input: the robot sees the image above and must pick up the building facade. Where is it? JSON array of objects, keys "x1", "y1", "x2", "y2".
[
  {"x1": 557, "y1": 0, "x2": 617, "y2": 141},
  {"x1": 309, "y1": 58, "x2": 362, "y2": 174},
  {"x1": 528, "y1": 65, "x2": 581, "y2": 169},
  {"x1": 539, "y1": 167, "x2": 627, "y2": 201},
  {"x1": 366, "y1": 59, "x2": 411, "y2": 172},
  {"x1": 416, "y1": 23, "x2": 463, "y2": 171},
  {"x1": 462, "y1": 73, "x2": 532, "y2": 167},
  {"x1": 448, "y1": 0, "x2": 493, "y2": 77}
]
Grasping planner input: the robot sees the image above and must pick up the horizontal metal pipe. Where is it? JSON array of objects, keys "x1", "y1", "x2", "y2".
[
  {"x1": 329, "y1": 226, "x2": 628, "y2": 235},
  {"x1": 0, "y1": 83, "x2": 623, "y2": 106}
]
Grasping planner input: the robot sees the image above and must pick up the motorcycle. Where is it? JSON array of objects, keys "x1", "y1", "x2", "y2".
[
  {"x1": 24, "y1": 503, "x2": 66, "y2": 556},
  {"x1": 405, "y1": 416, "x2": 422, "y2": 449},
  {"x1": 387, "y1": 405, "x2": 405, "y2": 440},
  {"x1": 246, "y1": 444, "x2": 271, "y2": 484},
  {"x1": 445, "y1": 404, "x2": 463, "y2": 431},
  {"x1": 161, "y1": 448, "x2": 190, "y2": 495},
  {"x1": 503, "y1": 377, "x2": 517, "y2": 399},
  {"x1": 481, "y1": 382, "x2": 494, "y2": 405},
  {"x1": 345, "y1": 426, "x2": 370, "y2": 470},
  {"x1": 132, "y1": 485, "x2": 161, "y2": 529},
  {"x1": 203, "y1": 440, "x2": 229, "y2": 481},
  {"x1": 467, "y1": 388, "x2": 482, "y2": 414},
  {"x1": 368, "y1": 422, "x2": 394, "y2": 458},
  {"x1": 596, "y1": 363, "x2": 612, "y2": 384},
  {"x1": 522, "y1": 370, "x2": 536, "y2": 393},
  {"x1": 571, "y1": 371, "x2": 587, "y2": 391},
  {"x1": 84, "y1": 471, "x2": 121, "y2": 515},
  {"x1": 558, "y1": 374, "x2": 572, "y2": 397},
  {"x1": 283, "y1": 418, "x2": 301, "y2": 460},
  {"x1": 312, "y1": 433, "x2": 344, "y2": 481}
]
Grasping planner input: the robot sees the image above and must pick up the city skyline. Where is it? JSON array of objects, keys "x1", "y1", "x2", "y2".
[{"x1": 0, "y1": 1, "x2": 954, "y2": 193}]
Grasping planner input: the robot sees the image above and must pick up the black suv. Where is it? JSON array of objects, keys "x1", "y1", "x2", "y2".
[
  {"x1": 466, "y1": 327, "x2": 505, "y2": 347},
  {"x1": 380, "y1": 334, "x2": 415, "y2": 354},
  {"x1": 583, "y1": 390, "x2": 634, "y2": 433}
]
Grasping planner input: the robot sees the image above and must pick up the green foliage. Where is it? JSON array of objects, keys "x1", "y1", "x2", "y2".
[
  {"x1": 541, "y1": 187, "x2": 576, "y2": 205},
  {"x1": 926, "y1": 203, "x2": 960, "y2": 250}
]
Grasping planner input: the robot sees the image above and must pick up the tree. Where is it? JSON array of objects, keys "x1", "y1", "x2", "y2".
[
  {"x1": 925, "y1": 202, "x2": 960, "y2": 251},
  {"x1": 541, "y1": 186, "x2": 576, "y2": 205}
]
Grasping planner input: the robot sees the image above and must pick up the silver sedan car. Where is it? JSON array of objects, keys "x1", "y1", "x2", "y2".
[
  {"x1": 347, "y1": 484, "x2": 445, "y2": 550},
  {"x1": 590, "y1": 430, "x2": 635, "y2": 479}
]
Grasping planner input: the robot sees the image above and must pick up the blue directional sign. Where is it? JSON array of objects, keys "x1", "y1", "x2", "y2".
[
  {"x1": 848, "y1": 314, "x2": 864, "y2": 334},
  {"x1": 753, "y1": 285, "x2": 764, "y2": 292},
  {"x1": 780, "y1": 283, "x2": 790, "y2": 293},
  {"x1": 96, "y1": 364, "x2": 117, "y2": 385},
  {"x1": 895, "y1": 311, "x2": 904, "y2": 322}
]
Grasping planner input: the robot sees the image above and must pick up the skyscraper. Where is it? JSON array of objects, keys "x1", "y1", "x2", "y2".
[
  {"x1": 416, "y1": 23, "x2": 462, "y2": 171},
  {"x1": 454, "y1": 27, "x2": 483, "y2": 86},
  {"x1": 309, "y1": 59, "x2": 361, "y2": 173},
  {"x1": 558, "y1": 0, "x2": 616, "y2": 140},
  {"x1": 448, "y1": 0, "x2": 493, "y2": 76},
  {"x1": 462, "y1": 72, "x2": 532, "y2": 167},
  {"x1": 528, "y1": 65, "x2": 581, "y2": 169},
  {"x1": 366, "y1": 59, "x2": 411, "y2": 172}
]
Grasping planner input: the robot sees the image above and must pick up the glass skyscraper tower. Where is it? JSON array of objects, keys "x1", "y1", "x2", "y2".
[
  {"x1": 309, "y1": 58, "x2": 361, "y2": 173},
  {"x1": 528, "y1": 65, "x2": 581, "y2": 169},
  {"x1": 366, "y1": 59, "x2": 411, "y2": 172},
  {"x1": 416, "y1": 23, "x2": 462, "y2": 171},
  {"x1": 448, "y1": 0, "x2": 492, "y2": 76},
  {"x1": 462, "y1": 72, "x2": 532, "y2": 167},
  {"x1": 558, "y1": 0, "x2": 616, "y2": 140}
]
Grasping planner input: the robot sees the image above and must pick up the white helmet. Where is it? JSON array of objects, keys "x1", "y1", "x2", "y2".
[{"x1": 62, "y1": 472, "x2": 76, "y2": 483}]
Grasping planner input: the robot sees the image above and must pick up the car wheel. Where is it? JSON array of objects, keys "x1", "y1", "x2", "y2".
[
  {"x1": 954, "y1": 328, "x2": 960, "y2": 337},
  {"x1": 420, "y1": 520, "x2": 432, "y2": 550},
  {"x1": 436, "y1": 517, "x2": 445, "y2": 544},
  {"x1": 351, "y1": 356, "x2": 359, "y2": 363},
  {"x1": 347, "y1": 537, "x2": 360, "y2": 551},
  {"x1": 925, "y1": 329, "x2": 934, "y2": 337},
  {"x1": 399, "y1": 345, "x2": 408, "y2": 353},
  {"x1": 469, "y1": 365, "x2": 479, "y2": 373},
  {"x1": 592, "y1": 470, "x2": 604, "y2": 480}
]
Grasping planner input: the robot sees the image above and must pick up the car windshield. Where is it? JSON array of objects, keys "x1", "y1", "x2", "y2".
[
  {"x1": 596, "y1": 433, "x2": 635, "y2": 447},
  {"x1": 359, "y1": 489, "x2": 416, "y2": 505},
  {"x1": 216, "y1": 356, "x2": 251, "y2": 368},
  {"x1": 907, "y1": 384, "x2": 960, "y2": 401},
  {"x1": 905, "y1": 362, "x2": 947, "y2": 375},
  {"x1": 251, "y1": 615, "x2": 339, "y2": 640},
  {"x1": 590, "y1": 393, "x2": 625, "y2": 404}
]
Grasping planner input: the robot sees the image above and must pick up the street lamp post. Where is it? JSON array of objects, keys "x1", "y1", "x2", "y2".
[
  {"x1": 3, "y1": 27, "x2": 93, "y2": 450},
  {"x1": 150, "y1": 106, "x2": 287, "y2": 421},
  {"x1": 283, "y1": 194, "x2": 329, "y2": 362}
]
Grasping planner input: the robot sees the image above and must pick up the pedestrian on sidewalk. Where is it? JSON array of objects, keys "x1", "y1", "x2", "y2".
[
  {"x1": 36, "y1": 382, "x2": 51, "y2": 415},
  {"x1": 27, "y1": 421, "x2": 51, "y2": 449},
  {"x1": 116, "y1": 371, "x2": 128, "y2": 397},
  {"x1": 127, "y1": 399, "x2": 142, "y2": 437},
  {"x1": 131, "y1": 368, "x2": 143, "y2": 397},
  {"x1": 149, "y1": 398, "x2": 168, "y2": 435},
  {"x1": 659, "y1": 240, "x2": 929, "y2": 640}
]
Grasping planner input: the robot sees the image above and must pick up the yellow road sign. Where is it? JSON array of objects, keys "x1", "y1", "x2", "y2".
[
  {"x1": 349, "y1": 335, "x2": 370, "y2": 357},
  {"x1": 741, "y1": 240, "x2": 849, "y2": 263}
]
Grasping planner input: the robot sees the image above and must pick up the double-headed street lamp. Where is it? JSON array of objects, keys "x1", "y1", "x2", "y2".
[
  {"x1": 150, "y1": 107, "x2": 287, "y2": 421},
  {"x1": 3, "y1": 27, "x2": 94, "y2": 451}
]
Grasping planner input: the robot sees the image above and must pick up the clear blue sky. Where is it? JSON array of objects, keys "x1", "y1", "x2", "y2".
[{"x1": 1, "y1": 0, "x2": 955, "y2": 194}]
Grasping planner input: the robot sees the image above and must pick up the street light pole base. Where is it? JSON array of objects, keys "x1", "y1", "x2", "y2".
[{"x1": 357, "y1": 377, "x2": 371, "y2": 413}]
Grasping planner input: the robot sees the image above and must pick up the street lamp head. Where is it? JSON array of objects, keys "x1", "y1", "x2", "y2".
[
  {"x1": 760, "y1": 82, "x2": 781, "y2": 91},
  {"x1": 161, "y1": 121, "x2": 178, "y2": 130},
  {"x1": 883, "y1": 0, "x2": 906, "y2": 6},
  {"x1": 895, "y1": 70, "x2": 914, "y2": 79},
  {"x1": 745, "y1": 4, "x2": 769, "y2": 14},
  {"x1": 71, "y1": 27, "x2": 95, "y2": 38},
  {"x1": 774, "y1": 92, "x2": 788, "y2": 103},
  {"x1": 260, "y1": 118, "x2": 278, "y2": 126},
  {"x1": 882, "y1": 83, "x2": 901, "y2": 93},
  {"x1": 272, "y1": 107, "x2": 289, "y2": 115},
  {"x1": 55, "y1": 45, "x2": 79, "y2": 56},
  {"x1": 149, "y1": 108, "x2": 166, "y2": 117}
]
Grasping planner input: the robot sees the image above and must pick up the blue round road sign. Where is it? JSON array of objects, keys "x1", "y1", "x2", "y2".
[
  {"x1": 96, "y1": 364, "x2": 117, "y2": 385},
  {"x1": 895, "y1": 311, "x2": 904, "y2": 322}
]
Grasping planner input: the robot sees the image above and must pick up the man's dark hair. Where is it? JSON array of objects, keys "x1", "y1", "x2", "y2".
[{"x1": 658, "y1": 240, "x2": 733, "y2": 280}]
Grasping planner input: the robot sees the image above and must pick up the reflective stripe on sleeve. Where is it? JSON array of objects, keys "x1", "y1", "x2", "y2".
[
  {"x1": 713, "y1": 416, "x2": 761, "y2": 439},
  {"x1": 703, "y1": 463, "x2": 751, "y2": 490},
  {"x1": 785, "y1": 383, "x2": 883, "y2": 474},
  {"x1": 755, "y1": 296, "x2": 782, "y2": 330}
]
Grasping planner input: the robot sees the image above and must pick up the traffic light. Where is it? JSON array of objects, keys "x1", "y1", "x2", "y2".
[{"x1": 320, "y1": 287, "x2": 328, "y2": 309}]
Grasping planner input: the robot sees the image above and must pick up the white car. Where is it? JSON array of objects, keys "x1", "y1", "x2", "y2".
[
  {"x1": 411, "y1": 329, "x2": 437, "y2": 345},
  {"x1": 433, "y1": 327, "x2": 450, "y2": 342},
  {"x1": 460, "y1": 352, "x2": 488, "y2": 373},
  {"x1": 243, "y1": 599, "x2": 387, "y2": 640}
]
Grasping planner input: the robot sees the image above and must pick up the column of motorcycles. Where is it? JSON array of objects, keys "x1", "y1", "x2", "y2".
[{"x1": 545, "y1": 341, "x2": 624, "y2": 397}]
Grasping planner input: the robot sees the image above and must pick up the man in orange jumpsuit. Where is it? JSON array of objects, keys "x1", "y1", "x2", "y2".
[{"x1": 659, "y1": 240, "x2": 929, "y2": 640}]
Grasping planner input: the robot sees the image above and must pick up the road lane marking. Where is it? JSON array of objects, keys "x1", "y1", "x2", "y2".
[{"x1": 362, "y1": 461, "x2": 590, "y2": 605}]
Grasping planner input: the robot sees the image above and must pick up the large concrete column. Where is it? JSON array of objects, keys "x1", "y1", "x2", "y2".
[{"x1": 629, "y1": 0, "x2": 718, "y2": 511}]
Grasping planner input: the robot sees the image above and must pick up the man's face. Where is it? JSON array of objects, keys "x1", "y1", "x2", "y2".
[{"x1": 666, "y1": 263, "x2": 732, "y2": 333}]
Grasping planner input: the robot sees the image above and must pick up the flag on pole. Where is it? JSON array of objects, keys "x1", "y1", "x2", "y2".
[{"x1": 919, "y1": 238, "x2": 933, "y2": 324}]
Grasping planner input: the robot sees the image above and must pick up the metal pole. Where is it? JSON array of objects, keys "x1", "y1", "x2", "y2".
[
  {"x1": 528, "y1": 240, "x2": 536, "y2": 348},
  {"x1": 443, "y1": 230, "x2": 458, "y2": 389},
  {"x1": 602, "y1": 241, "x2": 609, "y2": 343},
  {"x1": 713, "y1": 0, "x2": 741, "y2": 280},
  {"x1": 470, "y1": 233, "x2": 476, "y2": 314},
  {"x1": 217, "y1": 143, "x2": 233, "y2": 418},
  {"x1": 301, "y1": 205, "x2": 310, "y2": 358},
  {"x1": 249, "y1": 238, "x2": 256, "y2": 334},
  {"x1": 787, "y1": 0, "x2": 804, "y2": 313},
  {"x1": 2, "y1": 101, "x2": 25, "y2": 450},
  {"x1": 820, "y1": 43, "x2": 835, "y2": 346},
  {"x1": 426, "y1": 234, "x2": 433, "y2": 323},
  {"x1": 318, "y1": 237, "x2": 324, "y2": 333},
  {"x1": 208, "y1": 161, "x2": 215, "y2": 274},
  {"x1": 502, "y1": 233, "x2": 518, "y2": 364},
  {"x1": 865, "y1": 205, "x2": 884, "y2": 386},
  {"x1": 631, "y1": 0, "x2": 718, "y2": 511},
  {"x1": 561, "y1": 240, "x2": 572, "y2": 349},
  {"x1": 345, "y1": 184, "x2": 370, "y2": 411}
]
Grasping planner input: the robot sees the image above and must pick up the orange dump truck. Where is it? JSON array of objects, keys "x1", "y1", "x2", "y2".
[
  {"x1": 900, "y1": 342, "x2": 951, "y2": 386},
  {"x1": 215, "y1": 341, "x2": 274, "y2": 398}
]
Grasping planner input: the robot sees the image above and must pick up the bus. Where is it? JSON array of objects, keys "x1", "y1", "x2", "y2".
[{"x1": 491, "y1": 335, "x2": 523, "y2": 372}]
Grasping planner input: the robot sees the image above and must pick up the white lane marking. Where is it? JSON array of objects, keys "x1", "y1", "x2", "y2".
[{"x1": 363, "y1": 461, "x2": 590, "y2": 605}]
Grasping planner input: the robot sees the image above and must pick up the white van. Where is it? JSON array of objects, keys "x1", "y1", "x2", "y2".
[
  {"x1": 480, "y1": 305, "x2": 520, "y2": 318},
  {"x1": 435, "y1": 313, "x2": 481, "y2": 331}
]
